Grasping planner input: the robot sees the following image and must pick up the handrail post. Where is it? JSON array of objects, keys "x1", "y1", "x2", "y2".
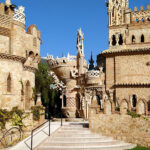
[
  {"x1": 61, "y1": 113, "x2": 63, "y2": 126},
  {"x1": 31, "y1": 131, "x2": 33, "y2": 150},
  {"x1": 49, "y1": 119, "x2": 50, "y2": 136}
]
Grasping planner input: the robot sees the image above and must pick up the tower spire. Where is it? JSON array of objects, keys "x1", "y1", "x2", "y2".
[{"x1": 89, "y1": 51, "x2": 95, "y2": 70}]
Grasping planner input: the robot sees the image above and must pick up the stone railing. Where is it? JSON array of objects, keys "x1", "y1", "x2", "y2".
[{"x1": 86, "y1": 70, "x2": 100, "y2": 78}]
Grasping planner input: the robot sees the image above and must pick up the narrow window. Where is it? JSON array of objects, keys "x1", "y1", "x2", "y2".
[
  {"x1": 141, "y1": 34, "x2": 144, "y2": 43},
  {"x1": 132, "y1": 35, "x2": 135, "y2": 43},
  {"x1": 63, "y1": 95, "x2": 67, "y2": 107},
  {"x1": 132, "y1": 95, "x2": 137, "y2": 108},
  {"x1": 112, "y1": 35, "x2": 116, "y2": 46},
  {"x1": 7, "y1": 73, "x2": 11, "y2": 92},
  {"x1": 96, "y1": 95, "x2": 101, "y2": 105},
  {"x1": 119, "y1": 34, "x2": 123, "y2": 45}
]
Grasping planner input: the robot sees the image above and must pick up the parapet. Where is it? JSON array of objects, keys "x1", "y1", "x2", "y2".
[{"x1": 132, "y1": 5, "x2": 150, "y2": 24}]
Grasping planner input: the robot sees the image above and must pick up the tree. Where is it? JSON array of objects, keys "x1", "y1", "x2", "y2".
[
  {"x1": 35, "y1": 62, "x2": 53, "y2": 105},
  {"x1": 35, "y1": 61, "x2": 62, "y2": 117}
]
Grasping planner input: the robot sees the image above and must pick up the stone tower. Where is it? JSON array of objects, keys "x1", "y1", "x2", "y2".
[
  {"x1": 0, "y1": 0, "x2": 41, "y2": 110},
  {"x1": 97, "y1": 0, "x2": 150, "y2": 115}
]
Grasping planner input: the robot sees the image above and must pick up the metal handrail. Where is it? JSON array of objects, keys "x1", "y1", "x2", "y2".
[
  {"x1": 30, "y1": 120, "x2": 50, "y2": 150},
  {"x1": 30, "y1": 113, "x2": 63, "y2": 150}
]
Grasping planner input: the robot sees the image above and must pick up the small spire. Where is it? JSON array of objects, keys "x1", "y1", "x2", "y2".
[{"x1": 88, "y1": 51, "x2": 95, "y2": 70}]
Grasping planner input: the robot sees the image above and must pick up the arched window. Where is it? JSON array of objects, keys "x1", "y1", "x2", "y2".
[
  {"x1": 112, "y1": 35, "x2": 116, "y2": 46},
  {"x1": 29, "y1": 51, "x2": 34, "y2": 57},
  {"x1": 25, "y1": 81, "x2": 31, "y2": 110},
  {"x1": 119, "y1": 34, "x2": 123, "y2": 45},
  {"x1": 141, "y1": 34, "x2": 144, "y2": 43},
  {"x1": 63, "y1": 95, "x2": 67, "y2": 107},
  {"x1": 7, "y1": 73, "x2": 11, "y2": 92},
  {"x1": 132, "y1": 35, "x2": 136, "y2": 43},
  {"x1": 96, "y1": 95, "x2": 101, "y2": 105},
  {"x1": 132, "y1": 95, "x2": 137, "y2": 108}
]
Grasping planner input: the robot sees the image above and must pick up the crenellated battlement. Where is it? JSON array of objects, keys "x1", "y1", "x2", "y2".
[{"x1": 131, "y1": 5, "x2": 150, "y2": 24}]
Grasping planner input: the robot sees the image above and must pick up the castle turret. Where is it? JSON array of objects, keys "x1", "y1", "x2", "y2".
[{"x1": 77, "y1": 28, "x2": 85, "y2": 76}]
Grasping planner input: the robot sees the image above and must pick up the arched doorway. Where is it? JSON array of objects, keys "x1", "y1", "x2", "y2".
[{"x1": 76, "y1": 94, "x2": 80, "y2": 110}]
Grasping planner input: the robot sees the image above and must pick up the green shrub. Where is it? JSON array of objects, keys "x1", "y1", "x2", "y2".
[
  {"x1": 127, "y1": 109, "x2": 141, "y2": 118},
  {"x1": 10, "y1": 107, "x2": 28, "y2": 131},
  {"x1": 0, "y1": 109, "x2": 11, "y2": 129},
  {"x1": 31, "y1": 106, "x2": 44, "y2": 121}
]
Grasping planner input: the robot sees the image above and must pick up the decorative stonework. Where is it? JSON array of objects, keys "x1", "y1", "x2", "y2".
[
  {"x1": 0, "y1": 26, "x2": 10, "y2": 37},
  {"x1": 13, "y1": 6, "x2": 25, "y2": 24},
  {"x1": 0, "y1": 53, "x2": 26, "y2": 62}
]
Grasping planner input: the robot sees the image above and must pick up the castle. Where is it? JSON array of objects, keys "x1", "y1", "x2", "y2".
[
  {"x1": 47, "y1": 0, "x2": 150, "y2": 118},
  {"x1": 0, "y1": 0, "x2": 41, "y2": 110}
]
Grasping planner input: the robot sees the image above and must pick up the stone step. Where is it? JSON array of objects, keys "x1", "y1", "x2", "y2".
[
  {"x1": 43, "y1": 140, "x2": 125, "y2": 146},
  {"x1": 37, "y1": 123, "x2": 136, "y2": 150},
  {"x1": 52, "y1": 133, "x2": 103, "y2": 137},
  {"x1": 47, "y1": 137, "x2": 113, "y2": 142},
  {"x1": 37, "y1": 143, "x2": 136, "y2": 150}
]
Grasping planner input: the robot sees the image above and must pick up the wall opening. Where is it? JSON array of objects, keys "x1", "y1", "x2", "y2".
[
  {"x1": 119, "y1": 34, "x2": 123, "y2": 45},
  {"x1": 7, "y1": 73, "x2": 11, "y2": 93},
  {"x1": 63, "y1": 95, "x2": 67, "y2": 107},
  {"x1": 141, "y1": 34, "x2": 144, "y2": 43},
  {"x1": 112, "y1": 35, "x2": 116, "y2": 46},
  {"x1": 132, "y1": 35, "x2": 135, "y2": 43},
  {"x1": 132, "y1": 95, "x2": 137, "y2": 108},
  {"x1": 76, "y1": 94, "x2": 81, "y2": 110}
]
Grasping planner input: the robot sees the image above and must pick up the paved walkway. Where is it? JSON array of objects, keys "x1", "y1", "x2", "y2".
[{"x1": 37, "y1": 123, "x2": 136, "y2": 150}]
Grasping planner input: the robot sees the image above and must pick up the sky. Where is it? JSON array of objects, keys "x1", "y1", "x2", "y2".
[{"x1": 2, "y1": 0, "x2": 150, "y2": 63}]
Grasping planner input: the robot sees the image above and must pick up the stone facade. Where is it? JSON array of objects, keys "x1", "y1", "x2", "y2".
[
  {"x1": 0, "y1": 0, "x2": 41, "y2": 111},
  {"x1": 97, "y1": 0, "x2": 150, "y2": 115}
]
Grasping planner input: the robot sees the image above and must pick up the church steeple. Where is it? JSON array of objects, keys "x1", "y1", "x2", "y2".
[{"x1": 89, "y1": 51, "x2": 95, "y2": 70}]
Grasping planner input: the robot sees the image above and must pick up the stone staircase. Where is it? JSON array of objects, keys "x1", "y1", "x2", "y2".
[{"x1": 37, "y1": 123, "x2": 136, "y2": 150}]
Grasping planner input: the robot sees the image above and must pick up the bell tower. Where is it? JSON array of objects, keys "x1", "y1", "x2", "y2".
[{"x1": 107, "y1": 0, "x2": 129, "y2": 26}]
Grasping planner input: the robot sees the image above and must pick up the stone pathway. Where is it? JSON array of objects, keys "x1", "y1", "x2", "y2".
[{"x1": 37, "y1": 123, "x2": 136, "y2": 150}]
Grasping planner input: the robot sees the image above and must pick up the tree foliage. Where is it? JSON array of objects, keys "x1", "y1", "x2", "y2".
[{"x1": 35, "y1": 61, "x2": 62, "y2": 117}]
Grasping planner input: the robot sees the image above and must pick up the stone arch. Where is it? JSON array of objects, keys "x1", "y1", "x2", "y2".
[
  {"x1": 120, "y1": 99, "x2": 130, "y2": 115},
  {"x1": 7, "y1": 73, "x2": 11, "y2": 93},
  {"x1": 132, "y1": 35, "x2": 136, "y2": 43},
  {"x1": 25, "y1": 80, "x2": 31, "y2": 110},
  {"x1": 141, "y1": 34, "x2": 145, "y2": 43},
  {"x1": 112, "y1": 35, "x2": 117, "y2": 46},
  {"x1": 29, "y1": 51, "x2": 34, "y2": 58},
  {"x1": 136, "y1": 99, "x2": 148, "y2": 115},
  {"x1": 104, "y1": 100, "x2": 115, "y2": 115}
]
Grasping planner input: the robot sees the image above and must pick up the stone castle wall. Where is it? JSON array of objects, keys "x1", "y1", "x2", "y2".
[
  {"x1": 89, "y1": 113, "x2": 150, "y2": 147},
  {"x1": 0, "y1": 58, "x2": 35, "y2": 110}
]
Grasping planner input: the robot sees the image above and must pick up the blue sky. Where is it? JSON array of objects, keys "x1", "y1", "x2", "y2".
[{"x1": 2, "y1": 0, "x2": 150, "y2": 63}]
